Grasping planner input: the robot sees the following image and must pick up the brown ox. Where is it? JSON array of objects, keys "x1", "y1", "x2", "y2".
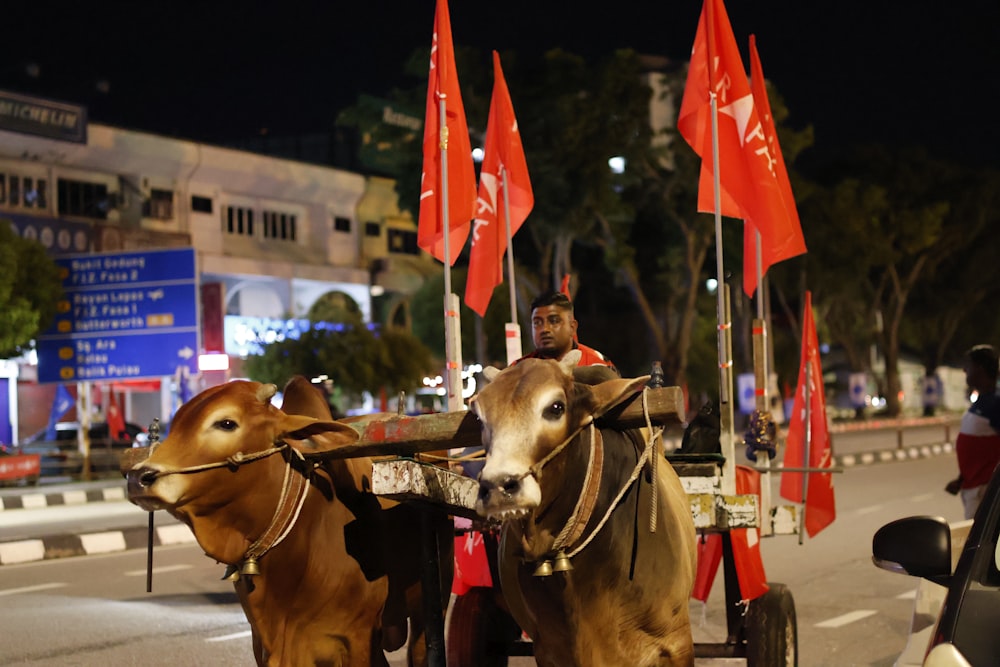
[
  {"x1": 126, "y1": 377, "x2": 451, "y2": 667},
  {"x1": 471, "y1": 351, "x2": 697, "y2": 666}
]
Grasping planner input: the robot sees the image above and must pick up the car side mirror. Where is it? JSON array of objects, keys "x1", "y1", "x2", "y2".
[{"x1": 873, "y1": 516, "x2": 952, "y2": 586}]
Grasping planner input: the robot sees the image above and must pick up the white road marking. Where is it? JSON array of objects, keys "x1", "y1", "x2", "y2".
[
  {"x1": 0, "y1": 582, "x2": 68, "y2": 597},
  {"x1": 856, "y1": 504, "x2": 884, "y2": 515},
  {"x1": 206, "y1": 630, "x2": 252, "y2": 643},
  {"x1": 815, "y1": 610, "x2": 877, "y2": 628},
  {"x1": 124, "y1": 564, "x2": 193, "y2": 577},
  {"x1": 909, "y1": 493, "x2": 935, "y2": 503},
  {"x1": 897, "y1": 589, "x2": 917, "y2": 600}
]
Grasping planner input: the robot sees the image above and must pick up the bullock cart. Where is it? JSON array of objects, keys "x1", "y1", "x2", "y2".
[{"x1": 305, "y1": 383, "x2": 796, "y2": 667}]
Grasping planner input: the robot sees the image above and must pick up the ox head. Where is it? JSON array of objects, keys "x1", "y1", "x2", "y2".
[
  {"x1": 471, "y1": 350, "x2": 649, "y2": 520},
  {"x1": 126, "y1": 380, "x2": 359, "y2": 517}
]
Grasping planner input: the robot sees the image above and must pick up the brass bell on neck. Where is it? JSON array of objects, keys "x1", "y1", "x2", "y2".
[
  {"x1": 552, "y1": 551, "x2": 573, "y2": 573},
  {"x1": 221, "y1": 564, "x2": 241, "y2": 582},
  {"x1": 241, "y1": 557, "x2": 261, "y2": 577},
  {"x1": 533, "y1": 560, "x2": 554, "y2": 577}
]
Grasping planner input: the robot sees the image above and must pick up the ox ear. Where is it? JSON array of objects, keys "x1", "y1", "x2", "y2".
[
  {"x1": 587, "y1": 374, "x2": 653, "y2": 420},
  {"x1": 276, "y1": 413, "x2": 360, "y2": 453}
]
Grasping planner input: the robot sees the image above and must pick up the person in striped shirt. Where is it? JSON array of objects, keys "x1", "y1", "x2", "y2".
[{"x1": 946, "y1": 344, "x2": 1000, "y2": 519}]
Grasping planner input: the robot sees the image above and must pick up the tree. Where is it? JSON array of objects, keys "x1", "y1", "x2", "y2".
[
  {"x1": 242, "y1": 316, "x2": 436, "y2": 406},
  {"x1": 0, "y1": 221, "x2": 63, "y2": 359},
  {"x1": 899, "y1": 164, "x2": 1000, "y2": 376},
  {"x1": 797, "y1": 147, "x2": 963, "y2": 416}
]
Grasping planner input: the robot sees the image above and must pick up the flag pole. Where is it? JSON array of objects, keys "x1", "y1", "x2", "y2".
[
  {"x1": 710, "y1": 92, "x2": 737, "y2": 496},
  {"x1": 438, "y1": 97, "x2": 465, "y2": 412},
  {"x1": 799, "y1": 355, "x2": 812, "y2": 545},
  {"x1": 501, "y1": 168, "x2": 523, "y2": 364},
  {"x1": 752, "y1": 231, "x2": 774, "y2": 535}
]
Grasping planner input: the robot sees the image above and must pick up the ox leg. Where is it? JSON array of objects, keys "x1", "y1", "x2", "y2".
[{"x1": 418, "y1": 508, "x2": 448, "y2": 667}]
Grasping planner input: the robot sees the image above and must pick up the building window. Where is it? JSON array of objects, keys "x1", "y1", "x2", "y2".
[
  {"x1": 387, "y1": 228, "x2": 419, "y2": 255},
  {"x1": 365, "y1": 221, "x2": 381, "y2": 237},
  {"x1": 225, "y1": 205, "x2": 255, "y2": 237},
  {"x1": 263, "y1": 210, "x2": 297, "y2": 241},
  {"x1": 191, "y1": 195, "x2": 213, "y2": 213},
  {"x1": 143, "y1": 188, "x2": 174, "y2": 220},
  {"x1": 333, "y1": 216, "x2": 351, "y2": 233},
  {"x1": 0, "y1": 173, "x2": 47, "y2": 210},
  {"x1": 57, "y1": 178, "x2": 109, "y2": 219}
]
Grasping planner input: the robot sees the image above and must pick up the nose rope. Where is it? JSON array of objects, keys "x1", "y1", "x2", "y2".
[
  {"x1": 524, "y1": 415, "x2": 596, "y2": 482},
  {"x1": 147, "y1": 443, "x2": 289, "y2": 479},
  {"x1": 526, "y1": 388, "x2": 662, "y2": 569}
]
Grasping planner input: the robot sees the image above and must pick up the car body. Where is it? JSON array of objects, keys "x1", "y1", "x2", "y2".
[
  {"x1": 873, "y1": 463, "x2": 1000, "y2": 665},
  {"x1": 26, "y1": 421, "x2": 149, "y2": 447},
  {"x1": 21, "y1": 421, "x2": 149, "y2": 477}
]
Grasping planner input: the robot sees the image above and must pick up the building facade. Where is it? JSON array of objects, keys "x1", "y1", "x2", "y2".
[{"x1": 0, "y1": 90, "x2": 435, "y2": 442}]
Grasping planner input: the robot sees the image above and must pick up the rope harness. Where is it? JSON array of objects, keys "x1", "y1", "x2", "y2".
[
  {"x1": 516, "y1": 388, "x2": 664, "y2": 573},
  {"x1": 144, "y1": 441, "x2": 314, "y2": 581}
]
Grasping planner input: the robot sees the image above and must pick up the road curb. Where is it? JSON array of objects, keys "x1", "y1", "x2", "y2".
[
  {"x1": 0, "y1": 485, "x2": 126, "y2": 511},
  {"x1": 833, "y1": 441, "x2": 954, "y2": 468},
  {"x1": 0, "y1": 522, "x2": 195, "y2": 565}
]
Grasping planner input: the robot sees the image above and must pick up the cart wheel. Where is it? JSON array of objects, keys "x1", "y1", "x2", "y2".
[
  {"x1": 446, "y1": 587, "x2": 520, "y2": 667},
  {"x1": 744, "y1": 582, "x2": 797, "y2": 667}
]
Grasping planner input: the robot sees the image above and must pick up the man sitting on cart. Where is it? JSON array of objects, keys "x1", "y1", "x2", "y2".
[{"x1": 513, "y1": 290, "x2": 617, "y2": 374}]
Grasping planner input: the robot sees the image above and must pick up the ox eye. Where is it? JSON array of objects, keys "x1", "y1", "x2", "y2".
[
  {"x1": 214, "y1": 419, "x2": 238, "y2": 431},
  {"x1": 543, "y1": 401, "x2": 565, "y2": 420}
]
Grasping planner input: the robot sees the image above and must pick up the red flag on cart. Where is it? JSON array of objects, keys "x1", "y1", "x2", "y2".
[
  {"x1": 781, "y1": 291, "x2": 836, "y2": 537},
  {"x1": 743, "y1": 34, "x2": 806, "y2": 297},
  {"x1": 691, "y1": 466, "x2": 769, "y2": 602},
  {"x1": 465, "y1": 51, "x2": 533, "y2": 316},
  {"x1": 417, "y1": 0, "x2": 476, "y2": 265},
  {"x1": 106, "y1": 391, "x2": 126, "y2": 441},
  {"x1": 677, "y1": 0, "x2": 803, "y2": 281}
]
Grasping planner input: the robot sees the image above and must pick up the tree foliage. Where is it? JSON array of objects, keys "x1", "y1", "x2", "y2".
[
  {"x1": 348, "y1": 42, "x2": 1000, "y2": 416},
  {"x1": 0, "y1": 222, "x2": 63, "y2": 358},
  {"x1": 242, "y1": 316, "x2": 436, "y2": 401}
]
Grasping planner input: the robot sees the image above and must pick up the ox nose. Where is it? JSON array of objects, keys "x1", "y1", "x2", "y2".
[
  {"x1": 126, "y1": 466, "x2": 160, "y2": 493},
  {"x1": 478, "y1": 474, "x2": 522, "y2": 503}
]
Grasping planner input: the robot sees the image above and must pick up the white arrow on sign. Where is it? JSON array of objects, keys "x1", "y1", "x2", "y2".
[
  {"x1": 177, "y1": 346, "x2": 195, "y2": 360},
  {"x1": 147, "y1": 289, "x2": 165, "y2": 301}
]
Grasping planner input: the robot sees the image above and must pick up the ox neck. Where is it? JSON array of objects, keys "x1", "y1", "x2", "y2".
[{"x1": 521, "y1": 424, "x2": 604, "y2": 561}]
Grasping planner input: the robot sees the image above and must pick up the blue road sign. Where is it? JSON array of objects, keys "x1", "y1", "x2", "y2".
[{"x1": 36, "y1": 248, "x2": 199, "y2": 383}]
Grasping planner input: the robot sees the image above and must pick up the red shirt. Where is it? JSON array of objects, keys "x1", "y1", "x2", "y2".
[
  {"x1": 957, "y1": 392, "x2": 1000, "y2": 488},
  {"x1": 515, "y1": 342, "x2": 617, "y2": 373}
]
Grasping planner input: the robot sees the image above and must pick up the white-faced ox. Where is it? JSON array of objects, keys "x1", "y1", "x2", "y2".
[
  {"x1": 126, "y1": 377, "x2": 451, "y2": 667},
  {"x1": 471, "y1": 352, "x2": 697, "y2": 667}
]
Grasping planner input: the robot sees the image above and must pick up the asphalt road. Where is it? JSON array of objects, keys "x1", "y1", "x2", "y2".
[{"x1": 0, "y1": 418, "x2": 964, "y2": 665}]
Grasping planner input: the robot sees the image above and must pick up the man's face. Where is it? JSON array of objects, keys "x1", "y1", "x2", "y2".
[{"x1": 531, "y1": 305, "x2": 577, "y2": 359}]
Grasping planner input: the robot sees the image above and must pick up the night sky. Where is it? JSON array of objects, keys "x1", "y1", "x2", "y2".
[{"x1": 2, "y1": 1, "x2": 997, "y2": 167}]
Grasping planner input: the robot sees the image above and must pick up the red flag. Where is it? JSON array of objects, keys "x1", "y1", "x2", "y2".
[
  {"x1": 464, "y1": 51, "x2": 533, "y2": 316},
  {"x1": 106, "y1": 391, "x2": 126, "y2": 441},
  {"x1": 743, "y1": 35, "x2": 807, "y2": 297},
  {"x1": 691, "y1": 466, "x2": 769, "y2": 602},
  {"x1": 417, "y1": 0, "x2": 476, "y2": 266},
  {"x1": 780, "y1": 291, "x2": 836, "y2": 537},
  {"x1": 677, "y1": 0, "x2": 803, "y2": 288}
]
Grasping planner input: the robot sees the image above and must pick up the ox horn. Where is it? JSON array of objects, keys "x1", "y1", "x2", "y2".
[
  {"x1": 551, "y1": 551, "x2": 573, "y2": 573},
  {"x1": 256, "y1": 384, "x2": 278, "y2": 404},
  {"x1": 241, "y1": 557, "x2": 261, "y2": 577}
]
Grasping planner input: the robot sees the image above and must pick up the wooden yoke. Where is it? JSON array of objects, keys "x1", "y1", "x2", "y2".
[{"x1": 315, "y1": 385, "x2": 685, "y2": 461}]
